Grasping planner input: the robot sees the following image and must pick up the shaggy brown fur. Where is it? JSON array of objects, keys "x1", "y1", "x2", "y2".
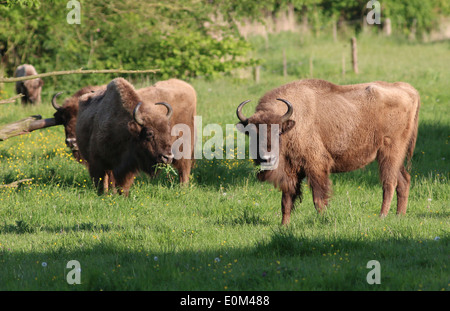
[
  {"x1": 76, "y1": 78, "x2": 196, "y2": 195},
  {"x1": 14, "y1": 64, "x2": 44, "y2": 105},
  {"x1": 237, "y1": 79, "x2": 420, "y2": 225}
]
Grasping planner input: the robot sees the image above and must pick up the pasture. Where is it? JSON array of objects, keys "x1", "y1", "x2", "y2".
[{"x1": 0, "y1": 32, "x2": 448, "y2": 291}]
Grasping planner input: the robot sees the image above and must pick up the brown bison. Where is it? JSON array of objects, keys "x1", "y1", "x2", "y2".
[
  {"x1": 52, "y1": 85, "x2": 106, "y2": 163},
  {"x1": 76, "y1": 77, "x2": 196, "y2": 195},
  {"x1": 14, "y1": 64, "x2": 44, "y2": 105},
  {"x1": 236, "y1": 79, "x2": 420, "y2": 225},
  {"x1": 52, "y1": 85, "x2": 115, "y2": 192}
]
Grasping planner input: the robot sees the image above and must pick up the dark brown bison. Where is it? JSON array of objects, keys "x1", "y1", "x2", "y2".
[
  {"x1": 76, "y1": 77, "x2": 196, "y2": 195},
  {"x1": 236, "y1": 79, "x2": 420, "y2": 225},
  {"x1": 52, "y1": 85, "x2": 115, "y2": 192},
  {"x1": 52, "y1": 85, "x2": 106, "y2": 163},
  {"x1": 14, "y1": 64, "x2": 44, "y2": 105}
]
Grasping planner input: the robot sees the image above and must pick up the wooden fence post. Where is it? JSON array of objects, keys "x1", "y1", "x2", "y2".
[
  {"x1": 383, "y1": 18, "x2": 392, "y2": 36},
  {"x1": 253, "y1": 66, "x2": 261, "y2": 83},
  {"x1": 332, "y1": 21, "x2": 337, "y2": 42},
  {"x1": 351, "y1": 37, "x2": 359, "y2": 74},
  {"x1": 309, "y1": 55, "x2": 314, "y2": 78}
]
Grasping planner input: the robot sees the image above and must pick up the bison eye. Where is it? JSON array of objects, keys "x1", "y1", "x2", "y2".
[
  {"x1": 146, "y1": 129, "x2": 154, "y2": 139},
  {"x1": 139, "y1": 128, "x2": 154, "y2": 141}
]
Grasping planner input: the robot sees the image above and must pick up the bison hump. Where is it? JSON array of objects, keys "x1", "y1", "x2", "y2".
[{"x1": 106, "y1": 78, "x2": 141, "y2": 111}]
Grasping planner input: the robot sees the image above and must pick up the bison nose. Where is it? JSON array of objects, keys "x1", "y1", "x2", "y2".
[{"x1": 161, "y1": 153, "x2": 174, "y2": 164}]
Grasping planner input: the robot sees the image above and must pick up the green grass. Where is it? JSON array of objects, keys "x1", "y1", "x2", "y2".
[{"x1": 0, "y1": 32, "x2": 449, "y2": 291}]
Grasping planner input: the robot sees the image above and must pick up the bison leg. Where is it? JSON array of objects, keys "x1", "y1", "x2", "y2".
[
  {"x1": 307, "y1": 171, "x2": 331, "y2": 214},
  {"x1": 396, "y1": 166, "x2": 411, "y2": 215},
  {"x1": 103, "y1": 170, "x2": 117, "y2": 194},
  {"x1": 89, "y1": 165, "x2": 106, "y2": 195},
  {"x1": 281, "y1": 191, "x2": 295, "y2": 225},
  {"x1": 103, "y1": 173, "x2": 110, "y2": 193},
  {"x1": 173, "y1": 159, "x2": 191, "y2": 184},
  {"x1": 115, "y1": 171, "x2": 136, "y2": 197},
  {"x1": 377, "y1": 149, "x2": 403, "y2": 217},
  {"x1": 280, "y1": 172, "x2": 305, "y2": 225}
]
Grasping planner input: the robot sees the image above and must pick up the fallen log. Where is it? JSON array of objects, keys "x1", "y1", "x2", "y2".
[{"x1": 0, "y1": 115, "x2": 58, "y2": 141}]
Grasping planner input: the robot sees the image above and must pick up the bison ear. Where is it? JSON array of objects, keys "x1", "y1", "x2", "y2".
[
  {"x1": 38, "y1": 78, "x2": 44, "y2": 87},
  {"x1": 281, "y1": 120, "x2": 295, "y2": 135},
  {"x1": 127, "y1": 121, "x2": 142, "y2": 137}
]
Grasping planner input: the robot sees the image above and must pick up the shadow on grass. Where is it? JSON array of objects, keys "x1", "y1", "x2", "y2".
[{"x1": 0, "y1": 227, "x2": 447, "y2": 291}]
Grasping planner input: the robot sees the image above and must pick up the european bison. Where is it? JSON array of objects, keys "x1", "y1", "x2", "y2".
[
  {"x1": 76, "y1": 77, "x2": 196, "y2": 195},
  {"x1": 52, "y1": 85, "x2": 106, "y2": 163},
  {"x1": 14, "y1": 64, "x2": 44, "y2": 105},
  {"x1": 236, "y1": 79, "x2": 420, "y2": 225},
  {"x1": 52, "y1": 85, "x2": 115, "y2": 192}
]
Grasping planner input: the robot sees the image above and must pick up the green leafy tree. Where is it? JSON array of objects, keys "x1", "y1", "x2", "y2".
[{"x1": 0, "y1": 0, "x2": 257, "y2": 87}]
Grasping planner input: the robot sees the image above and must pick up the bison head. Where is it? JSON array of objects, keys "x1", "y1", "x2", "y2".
[
  {"x1": 52, "y1": 91, "x2": 83, "y2": 160},
  {"x1": 128, "y1": 101, "x2": 174, "y2": 166},
  {"x1": 236, "y1": 98, "x2": 295, "y2": 170}
]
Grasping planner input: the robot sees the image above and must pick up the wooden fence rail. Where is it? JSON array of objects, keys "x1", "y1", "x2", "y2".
[{"x1": 0, "y1": 68, "x2": 159, "y2": 83}]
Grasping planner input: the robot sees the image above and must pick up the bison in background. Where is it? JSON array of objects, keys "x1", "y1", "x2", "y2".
[
  {"x1": 236, "y1": 79, "x2": 420, "y2": 225},
  {"x1": 14, "y1": 64, "x2": 44, "y2": 105},
  {"x1": 76, "y1": 77, "x2": 196, "y2": 195},
  {"x1": 52, "y1": 85, "x2": 106, "y2": 163}
]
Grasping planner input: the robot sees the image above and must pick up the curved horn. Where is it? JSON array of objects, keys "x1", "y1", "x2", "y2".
[
  {"x1": 155, "y1": 102, "x2": 173, "y2": 120},
  {"x1": 133, "y1": 102, "x2": 145, "y2": 126},
  {"x1": 51, "y1": 92, "x2": 64, "y2": 110},
  {"x1": 277, "y1": 98, "x2": 293, "y2": 122},
  {"x1": 236, "y1": 99, "x2": 251, "y2": 123}
]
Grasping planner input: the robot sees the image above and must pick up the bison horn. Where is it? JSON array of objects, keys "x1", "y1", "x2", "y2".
[
  {"x1": 277, "y1": 98, "x2": 293, "y2": 122},
  {"x1": 133, "y1": 102, "x2": 145, "y2": 126},
  {"x1": 155, "y1": 102, "x2": 173, "y2": 120},
  {"x1": 236, "y1": 100, "x2": 251, "y2": 123},
  {"x1": 51, "y1": 92, "x2": 64, "y2": 110}
]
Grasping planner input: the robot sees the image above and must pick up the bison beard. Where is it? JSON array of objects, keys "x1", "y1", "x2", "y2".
[{"x1": 237, "y1": 79, "x2": 420, "y2": 225}]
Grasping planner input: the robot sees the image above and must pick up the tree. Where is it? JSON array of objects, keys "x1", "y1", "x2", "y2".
[{"x1": 0, "y1": 0, "x2": 257, "y2": 88}]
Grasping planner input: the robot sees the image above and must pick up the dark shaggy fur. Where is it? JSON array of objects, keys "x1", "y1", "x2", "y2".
[{"x1": 76, "y1": 78, "x2": 196, "y2": 195}]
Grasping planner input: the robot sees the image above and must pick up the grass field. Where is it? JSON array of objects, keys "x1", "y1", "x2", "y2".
[{"x1": 0, "y1": 32, "x2": 448, "y2": 291}]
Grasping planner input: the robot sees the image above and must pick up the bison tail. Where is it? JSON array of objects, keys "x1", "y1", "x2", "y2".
[{"x1": 406, "y1": 95, "x2": 420, "y2": 171}]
